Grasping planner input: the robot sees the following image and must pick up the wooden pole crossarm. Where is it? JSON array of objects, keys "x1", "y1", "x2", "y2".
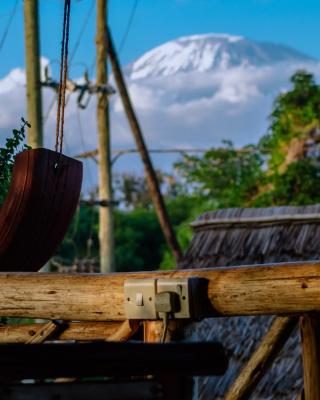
[{"x1": 0, "y1": 261, "x2": 320, "y2": 321}]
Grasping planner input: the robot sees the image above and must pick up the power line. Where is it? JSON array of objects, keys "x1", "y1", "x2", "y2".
[
  {"x1": 0, "y1": 0, "x2": 19, "y2": 52},
  {"x1": 118, "y1": 0, "x2": 139, "y2": 54},
  {"x1": 69, "y1": 0, "x2": 95, "y2": 64},
  {"x1": 88, "y1": 0, "x2": 139, "y2": 75}
]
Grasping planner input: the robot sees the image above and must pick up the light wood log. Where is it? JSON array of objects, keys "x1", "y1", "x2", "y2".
[
  {"x1": 225, "y1": 316, "x2": 297, "y2": 400},
  {"x1": 0, "y1": 321, "x2": 138, "y2": 343},
  {"x1": 0, "y1": 262, "x2": 320, "y2": 320},
  {"x1": 143, "y1": 321, "x2": 178, "y2": 343},
  {"x1": 25, "y1": 320, "x2": 61, "y2": 344},
  {"x1": 144, "y1": 321, "x2": 163, "y2": 343},
  {"x1": 300, "y1": 314, "x2": 320, "y2": 400}
]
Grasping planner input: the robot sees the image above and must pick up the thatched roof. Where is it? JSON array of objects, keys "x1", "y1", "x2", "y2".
[
  {"x1": 179, "y1": 205, "x2": 320, "y2": 399},
  {"x1": 179, "y1": 205, "x2": 320, "y2": 269}
]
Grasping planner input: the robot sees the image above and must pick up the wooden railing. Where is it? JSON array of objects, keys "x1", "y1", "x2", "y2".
[{"x1": 0, "y1": 261, "x2": 320, "y2": 399}]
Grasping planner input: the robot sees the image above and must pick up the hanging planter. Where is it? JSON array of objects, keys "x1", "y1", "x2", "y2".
[{"x1": 0, "y1": 0, "x2": 83, "y2": 272}]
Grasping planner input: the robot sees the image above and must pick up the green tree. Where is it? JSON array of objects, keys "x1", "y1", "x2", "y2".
[{"x1": 175, "y1": 140, "x2": 263, "y2": 208}]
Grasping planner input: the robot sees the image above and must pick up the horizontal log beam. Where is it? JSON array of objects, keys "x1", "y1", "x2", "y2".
[
  {"x1": 0, "y1": 262, "x2": 319, "y2": 321},
  {"x1": 0, "y1": 321, "x2": 139, "y2": 343}
]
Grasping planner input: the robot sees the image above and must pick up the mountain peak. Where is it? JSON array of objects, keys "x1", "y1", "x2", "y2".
[
  {"x1": 177, "y1": 33, "x2": 244, "y2": 43},
  {"x1": 127, "y1": 34, "x2": 313, "y2": 80}
]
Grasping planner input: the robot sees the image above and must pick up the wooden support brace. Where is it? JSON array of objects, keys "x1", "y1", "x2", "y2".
[
  {"x1": 0, "y1": 321, "x2": 139, "y2": 344},
  {"x1": 225, "y1": 316, "x2": 297, "y2": 400},
  {"x1": 25, "y1": 320, "x2": 63, "y2": 344},
  {"x1": 300, "y1": 314, "x2": 320, "y2": 400}
]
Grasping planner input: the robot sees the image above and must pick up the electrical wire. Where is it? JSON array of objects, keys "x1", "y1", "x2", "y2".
[
  {"x1": 118, "y1": 0, "x2": 138, "y2": 54},
  {"x1": 69, "y1": 0, "x2": 95, "y2": 64},
  {"x1": 88, "y1": 0, "x2": 139, "y2": 76},
  {"x1": 0, "y1": 0, "x2": 19, "y2": 52}
]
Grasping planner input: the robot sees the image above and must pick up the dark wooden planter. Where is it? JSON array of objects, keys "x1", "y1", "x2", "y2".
[{"x1": 0, "y1": 148, "x2": 82, "y2": 272}]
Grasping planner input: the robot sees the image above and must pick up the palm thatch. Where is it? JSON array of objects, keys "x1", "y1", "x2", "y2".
[{"x1": 179, "y1": 205, "x2": 320, "y2": 399}]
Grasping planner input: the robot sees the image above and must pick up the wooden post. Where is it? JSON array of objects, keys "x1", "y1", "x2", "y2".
[
  {"x1": 300, "y1": 314, "x2": 320, "y2": 400},
  {"x1": 225, "y1": 316, "x2": 297, "y2": 400},
  {"x1": 107, "y1": 29, "x2": 182, "y2": 262},
  {"x1": 96, "y1": 0, "x2": 115, "y2": 273},
  {"x1": 24, "y1": 0, "x2": 43, "y2": 147}
]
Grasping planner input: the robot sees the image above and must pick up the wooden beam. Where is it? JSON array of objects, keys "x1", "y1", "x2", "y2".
[
  {"x1": 0, "y1": 262, "x2": 320, "y2": 320},
  {"x1": 0, "y1": 321, "x2": 139, "y2": 343},
  {"x1": 225, "y1": 316, "x2": 297, "y2": 400},
  {"x1": 300, "y1": 314, "x2": 320, "y2": 400},
  {"x1": 25, "y1": 320, "x2": 62, "y2": 344},
  {"x1": 0, "y1": 341, "x2": 228, "y2": 380}
]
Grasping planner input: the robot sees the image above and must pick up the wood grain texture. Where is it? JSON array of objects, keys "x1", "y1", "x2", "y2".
[
  {"x1": 0, "y1": 261, "x2": 319, "y2": 320},
  {"x1": 0, "y1": 321, "x2": 137, "y2": 343},
  {"x1": 225, "y1": 316, "x2": 297, "y2": 400},
  {"x1": 300, "y1": 314, "x2": 320, "y2": 400},
  {"x1": 0, "y1": 148, "x2": 82, "y2": 272},
  {"x1": 25, "y1": 320, "x2": 61, "y2": 344}
]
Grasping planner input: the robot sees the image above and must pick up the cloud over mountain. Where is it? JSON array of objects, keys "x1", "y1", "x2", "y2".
[{"x1": 0, "y1": 34, "x2": 319, "y2": 191}]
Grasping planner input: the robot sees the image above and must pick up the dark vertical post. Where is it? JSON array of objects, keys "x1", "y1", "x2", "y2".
[{"x1": 107, "y1": 29, "x2": 182, "y2": 262}]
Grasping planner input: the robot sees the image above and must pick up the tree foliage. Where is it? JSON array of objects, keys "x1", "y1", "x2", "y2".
[
  {"x1": 175, "y1": 140, "x2": 263, "y2": 208},
  {"x1": 0, "y1": 118, "x2": 31, "y2": 206},
  {"x1": 56, "y1": 70, "x2": 320, "y2": 272}
]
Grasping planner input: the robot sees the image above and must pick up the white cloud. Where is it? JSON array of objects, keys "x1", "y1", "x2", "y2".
[{"x1": 0, "y1": 59, "x2": 320, "y2": 193}]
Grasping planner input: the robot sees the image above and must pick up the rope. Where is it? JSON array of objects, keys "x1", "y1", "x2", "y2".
[{"x1": 55, "y1": 0, "x2": 71, "y2": 154}]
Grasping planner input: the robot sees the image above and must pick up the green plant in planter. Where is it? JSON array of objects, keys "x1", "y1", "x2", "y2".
[{"x1": 0, "y1": 117, "x2": 31, "y2": 206}]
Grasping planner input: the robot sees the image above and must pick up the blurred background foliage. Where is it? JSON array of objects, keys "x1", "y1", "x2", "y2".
[{"x1": 53, "y1": 70, "x2": 320, "y2": 271}]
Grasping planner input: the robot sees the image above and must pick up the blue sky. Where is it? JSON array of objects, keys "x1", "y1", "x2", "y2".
[
  {"x1": 0, "y1": 0, "x2": 320, "y2": 190},
  {"x1": 0, "y1": 0, "x2": 320, "y2": 80}
]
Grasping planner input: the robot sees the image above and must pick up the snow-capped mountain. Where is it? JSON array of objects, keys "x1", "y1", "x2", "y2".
[
  {"x1": 0, "y1": 33, "x2": 319, "y2": 192},
  {"x1": 126, "y1": 33, "x2": 313, "y2": 80}
]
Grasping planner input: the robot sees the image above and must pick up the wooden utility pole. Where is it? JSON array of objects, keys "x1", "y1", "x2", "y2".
[
  {"x1": 24, "y1": 0, "x2": 43, "y2": 148},
  {"x1": 96, "y1": 0, "x2": 115, "y2": 272},
  {"x1": 107, "y1": 29, "x2": 183, "y2": 262}
]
